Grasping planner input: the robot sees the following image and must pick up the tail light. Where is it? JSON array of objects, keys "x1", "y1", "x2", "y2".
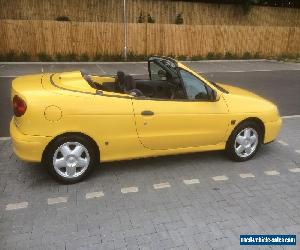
[{"x1": 13, "y1": 95, "x2": 27, "y2": 117}]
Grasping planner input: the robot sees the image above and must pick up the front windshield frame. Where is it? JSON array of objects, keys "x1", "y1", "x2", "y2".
[{"x1": 177, "y1": 61, "x2": 219, "y2": 90}]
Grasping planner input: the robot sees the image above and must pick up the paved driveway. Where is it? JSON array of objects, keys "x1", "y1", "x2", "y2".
[{"x1": 0, "y1": 60, "x2": 299, "y2": 249}]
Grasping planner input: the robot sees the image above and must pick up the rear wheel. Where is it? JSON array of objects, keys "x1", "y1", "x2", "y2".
[
  {"x1": 44, "y1": 134, "x2": 98, "y2": 183},
  {"x1": 226, "y1": 120, "x2": 262, "y2": 161}
]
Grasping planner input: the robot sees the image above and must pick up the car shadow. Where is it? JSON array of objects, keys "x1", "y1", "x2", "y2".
[
  {"x1": 20, "y1": 150, "x2": 226, "y2": 185},
  {"x1": 20, "y1": 145, "x2": 270, "y2": 187}
]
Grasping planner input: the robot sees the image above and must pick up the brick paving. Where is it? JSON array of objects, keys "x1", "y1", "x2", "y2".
[{"x1": 0, "y1": 118, "x2": 299, "y2": 249}]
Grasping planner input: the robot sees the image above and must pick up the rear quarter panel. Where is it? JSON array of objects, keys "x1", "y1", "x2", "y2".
[
  {"x1": 38, "y1": 75, "x2": 143, "y2": 161},
  {"x1": 13, "y1": 73, "x2": 145, "y2": 162}
]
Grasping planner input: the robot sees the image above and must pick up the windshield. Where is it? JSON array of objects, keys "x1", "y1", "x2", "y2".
[
  {"x1": 179, "y1": 69, "x2": 209, "y2": 100},
  {"x1": 177, "y1": 61, "x2": 228, "y2": 94}
]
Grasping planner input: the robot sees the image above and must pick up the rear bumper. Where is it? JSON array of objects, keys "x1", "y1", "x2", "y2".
[
  {"x1": 264, "y1": 118, "x2": 282, "y2": 144},
  {"x1": 10, "y1": 119, "x2": 52, "y2": 162}
]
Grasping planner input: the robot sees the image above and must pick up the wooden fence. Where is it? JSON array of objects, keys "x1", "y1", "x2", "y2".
[
  {"x1": 1, "y1": 0, "x2": 300, "y2": 26},
  {"x1": 0, "y1": 20, "x2": 299, "y2": 58}
]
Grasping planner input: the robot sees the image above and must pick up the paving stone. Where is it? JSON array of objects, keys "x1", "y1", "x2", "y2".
[
  {"x1": 183, "y1": 179, "x2": 200, "y2": 185},
  {"x1": 153, "y1": 182, "x2": 171, "y2": 189},
  {"x1": 288, "y1": 167, "x2": 300, "y2": 173},
  {"x1": 264, "y1": 170, "x2": 280, "y2": 176},
  {"x1": 212, "y1": 175, "x2": 229, "y2": 181},
  {"x1": 5, "y1": 201, "x2": 28, "y2": 210},
  {"x1": 85, "y1": 191, "x2": 104, "y2": 199},
  {"x1": 239, "y1": 173, "x2": 255, "y2": 178},
  {"x1": 47, "y1": 196, "x2": 68, "y2": 205},
  {"x1": 1, "y1": 115, "x2": 300, "y2": 249},
  {"x1": 121, "y1": 186, "x2": 139, "y2": 193}
]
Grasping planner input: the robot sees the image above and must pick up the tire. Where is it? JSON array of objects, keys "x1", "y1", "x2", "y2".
[
  {"x1": 225, "y1": 120, "x2": 263, "y2": 162},
  {"x1": 43, "y1": 134, "x2": 99, "y2": 183}
]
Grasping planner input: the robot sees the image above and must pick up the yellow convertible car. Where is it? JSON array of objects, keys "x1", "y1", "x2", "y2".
[{"x1": 10, "y1": 57, "x2": 282, "y2": 183}]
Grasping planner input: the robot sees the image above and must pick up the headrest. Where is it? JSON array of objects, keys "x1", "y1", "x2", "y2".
[
  {"x1": 124, "y1": 75, "x2": 136, "y2": 91},
  {"x1": 116, "y1": 71, "x2": 125, "y2": 83}
]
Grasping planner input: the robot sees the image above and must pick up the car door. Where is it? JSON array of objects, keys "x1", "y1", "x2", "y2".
[{"x1": 132, "y1": 68, "x2": 230, "y2": 150}]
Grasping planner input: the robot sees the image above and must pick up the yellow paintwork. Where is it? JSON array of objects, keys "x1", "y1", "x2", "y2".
[
  {"x1": 10, "y1": 59, "x2": 282, "y2": 163},
  {"x1": 53, "y1": 71, "x2": 96, "y2": 93}
]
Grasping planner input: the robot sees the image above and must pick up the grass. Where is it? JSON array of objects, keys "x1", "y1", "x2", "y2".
[{"x1": 0, "y1": 51, "x2": 299, "y2": 62}]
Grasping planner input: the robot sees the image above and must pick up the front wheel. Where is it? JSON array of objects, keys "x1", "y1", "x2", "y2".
[
  {"x1": 44, "y1": 135, "x2": 98, "y2": 183},
  {"x1": 226, "y1": 121, "x2": 262, "y2": 162}
]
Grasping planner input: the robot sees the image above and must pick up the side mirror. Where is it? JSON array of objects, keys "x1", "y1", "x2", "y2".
[{"x1": 212, "y1": 89, "x2": 220, "y2": 101}]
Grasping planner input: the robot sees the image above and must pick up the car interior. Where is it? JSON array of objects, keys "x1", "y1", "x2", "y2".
[{"x1": 82, "y1": 58, "x2": 214, "y2": 101}]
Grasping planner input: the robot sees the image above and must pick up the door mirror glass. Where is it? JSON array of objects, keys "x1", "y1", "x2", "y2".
[{"x1": 212, "y1": 89, "x2": 220, "y2": 101}]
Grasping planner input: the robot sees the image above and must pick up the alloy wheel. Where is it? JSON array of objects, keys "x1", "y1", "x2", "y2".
[
  {"x1": 234, "y1": 127, "x2": 258, "y2": 158},
  {"x1": 53, "y1": 142, "x2": 90, "y2": 179}
]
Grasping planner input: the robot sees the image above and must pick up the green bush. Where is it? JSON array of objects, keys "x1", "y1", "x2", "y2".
[
  {"x1": 277, "y1": 53, "x2": 291, "y2": 61},
  {"x1": 93, "y1": 54, "x2": 123, "y2": 62},
  {"x1": 110, "y1": 54, "x2": 124, "y2": 62},
  {"x1": 55, "y1": 53, "x2": 64, "y2": 61},
  {"x1": 137, "y1": 12, "x2": 145, "y2": 23},
  {"x1": 190, "y1": 55, "x2": 204, "y2": 61},
  {"x1": 4, "y1": 51, "x2": 300, "y2": 62},
  {"x1": 79, "y1": 53, "x2": 89, "y2": 62},
  {"x1": 206, "y1": 52, "x2": 223, "y2": 60},
  {"x1": 65, "y1": 53, "x2": 77, "y2": 61},
  {"x1": 224, "y1": 52, "x2": 238, "y2": 59},
  {"x1": 242, "y1": 52, "x2": 252, "y2": 59},
  {"x1": 127, "y1": 53, "x2": 147, "y2": 61},
  {"x1": 56, "y1": 16, "x2": 71, "y2": 21},
  {"x1": 147, "y1": 14, "x2": 155, "y2": 23},
  {"x1": 136, "y1": 54, "x2": 148, "y2": 61},
  {"x1": 93, "y1": 53, "x2": 103, "y2": 61},
  {"x1": 165, "y1": 54, "x2": 175, "y2": 59},
  {"x1": 286, "y1": 53, "x2": 297, "y2": 60},
  {"x1": 37, "y1": 52, "x2": 52, "y2": 61},
  {"x1": 175, "y1": 13, "x2": 184, "y2": 25},
  {"x1": 18, "y1": 52, "x2": 31, "y2": 61},
  {"x1": 253, "y1": 52, "x2": 261, "y2": 59},
  {"x1": 206, "y1": 52, "x2": 216, "y2": 60},
  {"x1": 55, "y1": 53, "x2": 78, "y2": 62},
  {"x1": 215, "y1": 53, "x2": 223, "y2": 59},
  {"x1": 0, "y1": 51, "x2": 30, "y2": 61},
  {"x1": 177, "y1": 55, "x2": 187, "y2": 61},
  {"x1": 5, "y1": 50, "x2": 17, "y2": 61}
]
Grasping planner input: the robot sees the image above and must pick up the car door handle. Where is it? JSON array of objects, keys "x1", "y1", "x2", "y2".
[{"x1": 141, "y1": 110, "x2": 154, "y2": 116}]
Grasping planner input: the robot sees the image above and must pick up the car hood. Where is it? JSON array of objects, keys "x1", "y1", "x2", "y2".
[
  {"x1": 217, "y1": 83, "x2": 265, "y2": 100},
  {"x1": 216, "y1": 83, "x2": 278, "y2": 114}
]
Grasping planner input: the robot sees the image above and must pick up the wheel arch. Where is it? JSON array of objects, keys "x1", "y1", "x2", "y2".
[
  {"x1": 42, "y1": 132, "x2": 100, "y2": 164},
  {"x1": 232, "y1": 117, "x2": 265, "y2": 141}
]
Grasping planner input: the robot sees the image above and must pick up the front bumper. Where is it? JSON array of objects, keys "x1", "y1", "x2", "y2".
[
  {"x1": 264, "y1": 117, "x2": 282, "y2": 144},
  {"x1": 10, "y1": 119, "x2": 52, "y2": 162}
]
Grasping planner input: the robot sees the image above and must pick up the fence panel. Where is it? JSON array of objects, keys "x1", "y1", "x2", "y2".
[
  {"x1": 0, "y1": 20, "x2": 299, "y2": 58},
  {"x1": 0, "y1": 0, "x2": 300, "y2": 26}
]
